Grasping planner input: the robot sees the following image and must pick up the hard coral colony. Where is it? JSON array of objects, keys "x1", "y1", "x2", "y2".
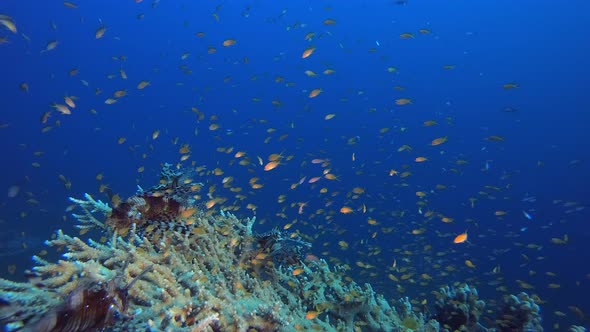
[{"x1": 0, "y1": 164, "x2": 549, "y2": 331}]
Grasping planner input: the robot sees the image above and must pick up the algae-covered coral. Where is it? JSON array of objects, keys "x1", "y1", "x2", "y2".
[{"x1": 0, "y1": 164, "x2": 544, "y2": 332}]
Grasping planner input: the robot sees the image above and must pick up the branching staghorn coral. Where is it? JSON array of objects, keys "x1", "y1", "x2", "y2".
[
  {"x1": 68, "y1": 193, "x2": 112, "y2": 231},
  {"x1": 252, "y1": 228, "x2": 312, "y2": 267},
  {"x1": 0, "y1": 164, "x2": 545, "y2": 332},
  {"x1": 1, "y1": 164, "x2": 435, "y2": 332}
]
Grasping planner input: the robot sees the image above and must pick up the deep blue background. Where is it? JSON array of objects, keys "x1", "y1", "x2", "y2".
[{"x1": 1, "y1": 0, "x2": 589, "y2": 329}]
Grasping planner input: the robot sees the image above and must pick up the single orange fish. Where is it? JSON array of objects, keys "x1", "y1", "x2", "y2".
[
  {"x1": 264, "y1": 161, "x2": 280, "y2": 171},
  {"x1": 180, "y1": 208, "x2": 196, "y2": 218},
  {"x1": 324, "y1": 173, "x2": 337, "y2": 180},
  {"x1": 137, "y1": 80, "x2": 150, "y2": 89},
  {"x1": 340, "y1": 206, "x2": 353, "y2": 214},
  {"x1": 308, "y1": 88, "x2": 322, "y2": 98},
  {"x1": 308, "y1": 176, "x2": 321, "y2": 183},
  {"x1": 301, "y1": 46, "x2": 316, "y2": 59},
  {"x1": 305, "y1": 311, "x2": 319, "y2": 320},
  {"x1": 395, "y1": 98, "x2": 412, "y2": 105},
  {"x1": 222, "y1": 39, "x2": 236, "y2": 47},
  {"x1": 292, "y1": 268, "x2": 304, "y2": 276},
  {"x1": 453, "y1": 232, "x2": 468, "y2": 244},
  {"x1": 431, "y1": 136, "x2": 447, "y2": 146},
  {"x1": 205, "y1": 199, "x2": 217, "y2": 209}
]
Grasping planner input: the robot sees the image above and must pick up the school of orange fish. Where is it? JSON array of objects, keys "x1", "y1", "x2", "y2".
[{"x1": 1, "y1": 2, "x2": 588, "y2": 328}]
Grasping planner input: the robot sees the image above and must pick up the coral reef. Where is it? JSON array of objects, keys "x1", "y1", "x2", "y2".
[
  {"x1": 396, "y1": 297, "x2": 440, "y2": 332},
  {"x1": 252, "y1": 228, "x2": 311, "y2": 266},
  {"x1": 433, "y1": 284, "x2": 486, "y2": 332},
  {"x1": 496, "y1": 292, "x2": 543, "y2": 332},
  {"x1": 0, "y1": 164, "x2": 545, "y2": 332},
  {"x1": 432, "y1": 284, "x2": 545, "y2": 332},
  {"x1": 0, "y1": 164, "x2": 430, "y2": 331}
]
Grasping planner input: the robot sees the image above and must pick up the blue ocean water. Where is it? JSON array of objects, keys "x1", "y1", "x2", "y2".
[{"x1": 1, "y1": 0, "x2": 589, "y2": 330}]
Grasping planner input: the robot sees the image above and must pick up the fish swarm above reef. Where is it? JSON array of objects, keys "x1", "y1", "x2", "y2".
[{"x1": 0, "y1": 164, "x2": 545, "y2": 332}]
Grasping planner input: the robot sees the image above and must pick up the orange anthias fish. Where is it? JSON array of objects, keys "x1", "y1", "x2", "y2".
[
  {"x1": 301, "y1": 46, "x2": 316, "y2": 59},
  {"x1": 95, "y1": 24, "x2": 106, "y2": 39},
  {"x1": 305, "y1": 311, "x2": 318, "y2": 320},
  {"x1": 264, "y1": 161, "x2": 280, "y2": 171},
  {"x1": 292, "y1": 268, "x2": 304, "y2": 276},
  {"x1": 395, "y1": 98, "x2": 412, "y2": 105},
  {"x1": 453, "y1": 231, "x2": 468, "y2": 244},
  {"x1": 308, "y1": 89, "x2": 322, "y2": 98},
  {"x1": 222, "y1": 39, "x2": 237, "y2": 47},
  {"x1": 137, "y1": 80, "x2": 150, "y2": 89},
  {"x1": 431, "y1": 136, "x2": 447, "y2": 146},
  {"x1": 339, "y1": 206, "x2": 353, "y2": 214}
]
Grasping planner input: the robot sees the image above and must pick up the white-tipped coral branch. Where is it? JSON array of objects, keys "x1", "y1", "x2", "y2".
[
  {"x1": 191, "y1": 313, "x2": 219, "y2": 332},
  {"x1": 68, "y1": 193, "x2": 112, "y2": 230}
]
